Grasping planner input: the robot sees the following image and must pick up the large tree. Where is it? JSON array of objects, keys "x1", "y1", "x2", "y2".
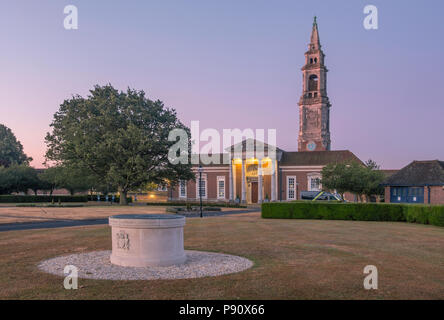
[
  {"x1": 45, "y1": 84, "x2": 193, "y2": 204},
  {"x1": 0, "y1": 124, "x2": 32, "y2": 167}
]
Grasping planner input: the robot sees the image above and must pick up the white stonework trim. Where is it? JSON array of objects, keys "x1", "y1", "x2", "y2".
[
  {"x1": 286, "y1": 176, "x2": 297, "y2": 201},
  {"x1": 217, "y1": 176, "x2": 226, "y2": 200},
  {"x1": 192, "y1": 167, "x2": 229, "y2": 171},
  {"x1": 279, "y1": 165, "x2": 324, "y2": 170}
]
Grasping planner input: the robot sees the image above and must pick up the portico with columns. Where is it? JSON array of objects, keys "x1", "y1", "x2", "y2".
[{"x1": 227, "y1": 139, "x2": 282, "y2": 204}]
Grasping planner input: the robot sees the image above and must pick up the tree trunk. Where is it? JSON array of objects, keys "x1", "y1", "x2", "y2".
[{"x1": 119, "y1": 188, "x2": 128, "y2": 205}]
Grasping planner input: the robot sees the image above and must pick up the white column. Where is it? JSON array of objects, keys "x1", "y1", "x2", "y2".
[
  {"x1": 258, "y1": 159, "x2": 263, "y2": 203},
  {"x1": 241, "y1": 159, "x2": 246, "y2": 203},
  {"x1": 271, "y1": 159, "x2": 276, "y2": 201},
  {"x1": 229, "y1": 157, "x2": 234, "y2": 201}
]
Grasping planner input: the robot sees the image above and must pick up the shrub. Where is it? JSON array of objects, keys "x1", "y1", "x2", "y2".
[
  {"x1": 0, "y1": 195, "x2": 88, "y2": 203},
  {"x1": 262, "y1": 202, "x2": 444, "y2": 227}
]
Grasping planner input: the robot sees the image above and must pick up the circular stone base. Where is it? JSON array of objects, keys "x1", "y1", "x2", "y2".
[{"x1": 38, "y1": 250, "x2": 253, "y2": 280}]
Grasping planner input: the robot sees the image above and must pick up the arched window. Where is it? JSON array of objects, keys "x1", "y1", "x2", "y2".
[
  {"x1": 314, "y1": 58, "x2": 318, "y2": 64},
  {"x1": 310, "y1": 58, "x2": 313, "y2": 64},
  {"x1": 308, "y1": 74, "x2": 318, "y2": 91}
]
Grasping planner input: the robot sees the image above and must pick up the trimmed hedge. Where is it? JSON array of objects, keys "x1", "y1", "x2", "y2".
[
  {"x1": 146, "y1": 202, "x2": 246, "y2": 208},
  {"x1": 261, "y1": 202, "x2": 444, "y2": 227},
  {"x1": 0, "y1": 195, "x2": 88, "y2": 203}
]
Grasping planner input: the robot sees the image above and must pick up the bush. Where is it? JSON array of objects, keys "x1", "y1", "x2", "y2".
[
  {"x1": 261, "y1": 202, "x2": 444, "y2": 227},
  {"x1": 0, "y1": 195, "x2": 88, "y2": 203}
]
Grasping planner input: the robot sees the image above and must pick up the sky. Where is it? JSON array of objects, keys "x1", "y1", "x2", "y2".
[{"x1": 0, "y1": 0, "x2": 443, "y2": 169}]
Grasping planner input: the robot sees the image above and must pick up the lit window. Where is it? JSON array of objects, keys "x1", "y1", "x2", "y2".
[
  {"x1": 217, "y1": 177, "x2": 225, "y2": 199},
  {"x1": 287, "y1": 176, "x2": 296, "y2": 200}
]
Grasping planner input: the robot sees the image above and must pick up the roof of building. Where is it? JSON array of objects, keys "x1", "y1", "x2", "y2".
[
  {"x1": 380, "y1": 169, "x2": 399, "y2": 178},
  {"x1": 383, "y1": 160, "x2": 444, "y2": 186},
  {"x1": 279, "y1": 150, "x2": 362, "y2": 166},
  {"x1": 226, "y1": 139, "x2": 284, "y2": 153}
]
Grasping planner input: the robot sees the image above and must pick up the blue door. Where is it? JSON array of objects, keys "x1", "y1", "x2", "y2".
[{"x1": 390, "y1": 187, "x2": 424, "y2": 203}]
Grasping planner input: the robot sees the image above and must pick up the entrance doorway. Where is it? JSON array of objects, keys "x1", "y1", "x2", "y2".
[{"x1": 251, "y1": 182, "x2": 258, "y2": 203}]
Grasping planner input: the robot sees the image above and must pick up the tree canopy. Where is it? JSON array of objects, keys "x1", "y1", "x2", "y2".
[
  {"x1": 0, "y1": 124, "x2": 32, "y2": 167},
  {"x1": 321, "y1": 159, "x2": 385, "y2": 201},
  {"x1": 45, "y1": 84, "x2": 193, "y2": 204}
]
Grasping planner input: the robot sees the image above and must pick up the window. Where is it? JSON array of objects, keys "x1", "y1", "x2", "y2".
[
  {"x1": 217, "y1": 176, "x2": 225, "y2": 199},
  {"x1": 179, "y1": 180, "x2": 187, "y2": 198},
  {"x1": 308, "y1": 173, "x2": 322, "y2": 191},
  {"x1": 196, "y1": 174, "x2": 207, "y2": 199},
  {"x1": 287, "y1": 176, "x2": 296, "y2": 200},
  {"x1": 308, "y1": 74, "x2": 318, "y2": 91}
]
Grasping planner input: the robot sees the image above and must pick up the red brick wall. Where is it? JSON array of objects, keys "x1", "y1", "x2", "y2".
[
  {"x1": 169, "y1": 171, "x2": 230, "y2": 202},
  {"x1": 385, "y1": 187, "x2": 391, "y2": 203},
  {"x1": 430, "y1": 186, "x2": 444, "y2": 204}
]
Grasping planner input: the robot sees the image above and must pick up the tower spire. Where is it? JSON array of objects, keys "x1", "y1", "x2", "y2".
[
  {"x1": 310, "y1": 16, "x2": 320, "y2": 49},
  {"x1": 298, "y1": 17, "x2": 331, "y2": 152}
]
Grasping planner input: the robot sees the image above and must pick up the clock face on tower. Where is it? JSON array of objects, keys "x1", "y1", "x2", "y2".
[{"x1": 307, "y1": 141, "x2": 317, "y2": 151}]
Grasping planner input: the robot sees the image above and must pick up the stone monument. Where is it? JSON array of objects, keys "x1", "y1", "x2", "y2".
[{"x1": 109, "y1": 214, "x2": 186, "y2": 267}]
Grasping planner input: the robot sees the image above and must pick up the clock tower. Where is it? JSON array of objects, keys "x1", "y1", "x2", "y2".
[{"x1": 298, "y1": 17, "x2": 331, "y2": 152}]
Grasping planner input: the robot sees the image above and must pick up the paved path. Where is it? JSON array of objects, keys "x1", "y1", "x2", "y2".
[{"x1": 0, "y1": 209, "x2": 258, "y2": 232}]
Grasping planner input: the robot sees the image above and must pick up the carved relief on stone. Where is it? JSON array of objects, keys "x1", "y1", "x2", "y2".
[
  {"x1": 305, "y1": 109, "x2": 320, "y2": 130},
  {"x1": 116, "y1": 230, "x2": 130, "y2": 250}
]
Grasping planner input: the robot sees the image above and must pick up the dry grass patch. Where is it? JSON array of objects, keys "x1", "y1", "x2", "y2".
[{"x1": 1, "y1": 212, "x2": 444, "y2": 299}]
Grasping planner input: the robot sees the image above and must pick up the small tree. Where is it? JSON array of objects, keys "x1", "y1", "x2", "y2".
[{"x1": 321, "y1": 159, "x2": 385, "y2": 202}]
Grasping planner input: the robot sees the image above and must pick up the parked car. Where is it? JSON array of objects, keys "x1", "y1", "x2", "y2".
[{"x1": 300, "y1": 191, "x2": 343, "y2": 201}]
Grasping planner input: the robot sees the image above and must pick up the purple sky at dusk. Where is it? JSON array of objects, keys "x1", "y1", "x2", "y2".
[{"x1": 0, "y1": 0, "x2": 443, "y2": 169}]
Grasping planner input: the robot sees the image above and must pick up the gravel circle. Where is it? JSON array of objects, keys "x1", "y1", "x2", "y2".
[{"x1": 38, "y1": 250, "x2": 253, "y2": 280}]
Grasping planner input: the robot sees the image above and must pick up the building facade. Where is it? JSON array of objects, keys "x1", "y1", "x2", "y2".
[
  {"x1": 169, "y1": 18, "x2": 361, "y2": 204},
  {"x1": 383, "y1": 160, "x2": 444, "y2": 205},
  {"x1": 169, "y1": 140, "x2": 361, "y2": 204}
]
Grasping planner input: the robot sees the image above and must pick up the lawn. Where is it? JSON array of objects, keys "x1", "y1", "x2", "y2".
[
  {"x1": 1, "y1": 211, "x2": 444, "y2": 299},
  {"x1": 0, "y1": 205, "x2": 236, "y2": 224}
]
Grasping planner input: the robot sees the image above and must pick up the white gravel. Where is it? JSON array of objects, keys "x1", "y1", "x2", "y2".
[{"x1": 38, "y1": 250, "x2": 253, "y2": 280}]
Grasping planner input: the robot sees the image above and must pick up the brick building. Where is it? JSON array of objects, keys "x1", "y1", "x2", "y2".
[
  {"x1": 168, "y1": 139, "x2": 361, "y2": 203},
  {"x1": 383, "y1": 160, "x2": 444, "y2": 205},
  {"x1": 169, "y1": 18, "x2": 363, "y2": 204}
]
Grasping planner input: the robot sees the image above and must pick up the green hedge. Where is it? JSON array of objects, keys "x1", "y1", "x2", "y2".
[
  {"x1": 146, "y1": 202, "x2": 246, "y2": 208},
  {"x1": 0, "y1": 195, "x2": 88, "y2": 203},
  {"x1": 261, "y1": 202, "x2": 444, "y2": 227}
]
